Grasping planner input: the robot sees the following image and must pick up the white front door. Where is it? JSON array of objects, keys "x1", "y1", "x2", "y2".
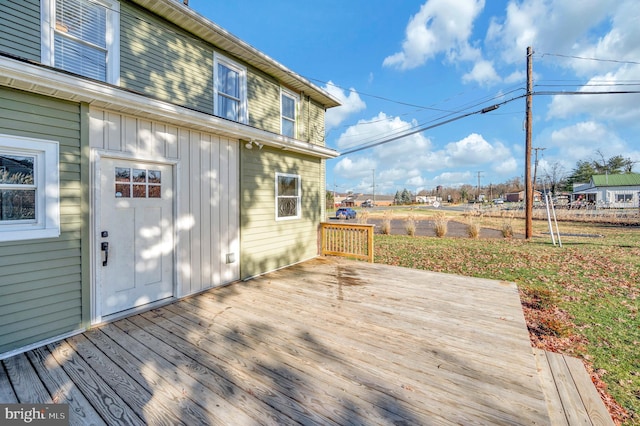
[{"x1": 97, "y1": 158, "x2": 174, "y2": 317}]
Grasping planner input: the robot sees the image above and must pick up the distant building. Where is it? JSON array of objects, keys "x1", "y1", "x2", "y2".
[
  {"x1": 572, "y1": 174, "x2": 640, "y2": 208},
  {"x1": 504, "y1": 190, "x2": 542, "y2": 203}
]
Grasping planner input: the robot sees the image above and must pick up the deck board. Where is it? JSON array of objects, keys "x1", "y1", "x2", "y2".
[
  {"x1": 0, "y1": 359, "x2": 18, "y2": 403},
  {"x1": 534, "y1": 349, "x2": 614, "y2": 426},
  {"x1": 0, "y1": 257, "x2": 611, "y2": 425},
  {"x1": 47, "y1": 340, "x2": 145, "y2": 425},
  {"x1": 26, "y1": 346, "x2": 106, "y2": 425},
  {"x1": 4, "y1": 353, "x2": 53, "y2": 404}
]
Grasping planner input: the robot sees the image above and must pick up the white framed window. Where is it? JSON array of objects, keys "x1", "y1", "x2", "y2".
[
  {"x1": 616, "y1": 193, "x2": 633, "y2": 202},
  {"x1": 281, "y1": 88, "x2": 299, "y2": 138},
  {"x1": 41, "y1": 0, "x2": 120, "y2": 84},
  {"x1": 0, "y1": 135, "x2": 60, "y2": 242},
  {"x1": 275, "y1": 173, "x2": 301, "y2": 220},
  {"x1": 214, "y1": 53, "x2": 247, "y2": 123}
]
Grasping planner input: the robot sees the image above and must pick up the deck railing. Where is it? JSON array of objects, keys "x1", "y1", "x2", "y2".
[{"x1": 320, "y1": 222, "x2": 375, "y2": 262}]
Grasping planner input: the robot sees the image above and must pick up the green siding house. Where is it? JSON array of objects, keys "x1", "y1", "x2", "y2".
[
  {"x1": 0, "y1": 0, "x2": 340, "y2": 358},
  {"x1": 572, "y1": 174, "x2": 640, "y2": 208}
]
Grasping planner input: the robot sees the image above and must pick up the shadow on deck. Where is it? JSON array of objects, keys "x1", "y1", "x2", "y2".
[{"x1": 0, "y1": 257, "x2": 613, "y2": 425}]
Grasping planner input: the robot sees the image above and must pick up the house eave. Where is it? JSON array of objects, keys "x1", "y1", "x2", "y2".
[
  {"x1": 0, "y1": 56, "x2": 339, "y2": 159},
  {"x1": 128, "y1": 0, "x2": 341, "y2": 109}
]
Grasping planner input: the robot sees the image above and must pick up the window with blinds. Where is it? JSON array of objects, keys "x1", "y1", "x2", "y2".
[
  {"x1": 42, "y1": 0, "x2": 120, "y2": 84},
  {"x1": 54, "y1": 0, "x2": 108, "y2": 80}
]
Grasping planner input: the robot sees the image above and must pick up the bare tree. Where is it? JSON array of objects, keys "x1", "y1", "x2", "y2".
[{"x1": 542, "y1": 161, "x2": 566, "y2": 195}]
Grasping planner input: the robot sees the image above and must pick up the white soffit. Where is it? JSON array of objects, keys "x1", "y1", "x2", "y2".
[{"x1": 0, "y1": 57, "x2": 339, "y2": 159}]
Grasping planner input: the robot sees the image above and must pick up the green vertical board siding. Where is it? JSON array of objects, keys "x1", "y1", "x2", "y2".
[
  {"x1": 240, "y1": 146, "x2": 323, "y2": 279},
  {"x1": 0, "y1": 87, "x2": 83, "y2": 355},
  {"x1": 119, "y1": 1, "x2": 214, "y2": 114},
  {"x1": 0, "y1": 0, "x2": 41, "y2": 61}
]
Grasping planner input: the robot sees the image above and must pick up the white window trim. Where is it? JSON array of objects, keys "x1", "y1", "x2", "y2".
[
  {"x1": 281, "y1": 88, "x2": 299, "y2": 139},
  {"x1": 275, "y1": 172, "x2": 301, "y2": 221},
  {"x1": 213, "y1": 52, "x2": 248, "y2": 124},
  {"x1": 0, "y1": 134, "x2": 60, "y2": 242},
  {"x1": 41, "y1": 0, "x2": 121, "y2": 85}
]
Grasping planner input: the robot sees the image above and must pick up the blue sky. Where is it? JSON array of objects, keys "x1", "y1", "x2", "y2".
[{"x1": 188, "y1": 0, "x2": 640, "y2": 195}]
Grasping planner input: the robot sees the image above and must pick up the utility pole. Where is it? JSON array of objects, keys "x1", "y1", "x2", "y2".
[
  {"x1": 372, "y1": 169, "x2": 375, "y2": 207},
  {"x1": 525, "y1": 46, "x2": 534, "y2": 240},
  {"x1": 476, "y1": 171, "x2": 483, "y2": 201},
  {"x1": 533, "y1": 147, "x2": 546, "y2": 191}
]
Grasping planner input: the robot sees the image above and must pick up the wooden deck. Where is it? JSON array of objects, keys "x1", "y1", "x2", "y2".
[{"x1": 0, "y1": 257, "x2": 611, "y2": 425}]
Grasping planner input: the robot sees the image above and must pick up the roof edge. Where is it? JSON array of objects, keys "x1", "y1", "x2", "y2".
[
  {"x1": 129, "y1": 0, "x2": 341, "y2": 108},
  {"x1": 0, "y1": 56, "x2": 339, "y2": 159}
]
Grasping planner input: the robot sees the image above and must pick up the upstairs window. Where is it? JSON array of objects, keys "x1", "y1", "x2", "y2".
[
  {"x1": 41, "y1": 0, "x2": 120, "y2": 84},
  {"x1": 214, "y1": 53, "x2": 247, "y2": 123},
  {"x1": 275, "y1": 173, "x2": 301, "y2": 220},
  {"x1": 281, "y1": 89, "x2": 298, "y2": 138},
  {"x1": 0, "y1": 135, "x2": 60, "y2": 242}
]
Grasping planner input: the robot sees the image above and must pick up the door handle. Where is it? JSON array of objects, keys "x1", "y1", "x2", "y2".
[{"x1": 101, "y1": 242, "x2": 109, "y2": 266}]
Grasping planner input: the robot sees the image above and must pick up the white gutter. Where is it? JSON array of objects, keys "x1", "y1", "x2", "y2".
[{"x1": 0, "y1": 56, "x2": 339, "y2": 159}]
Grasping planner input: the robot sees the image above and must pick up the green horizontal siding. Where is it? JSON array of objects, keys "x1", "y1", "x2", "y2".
[
  {"x1": 120, "y1": 1, "x2": 214, "y2": 114},
  {"x1": 0, "y1": 87, "x2": 84, "y2": 355},
  {"x1": 307, "y1": 99, "x2": 326, "y2": 146},
  {"x1": 0, "y1": 0, "x2": 41, "y2": 61},
  {"x1": 248, "y1": 71, "x2": 280, "y2": 134},
  {"x1": 240, "y1": 146, "x2": 323, "y2": 279}
]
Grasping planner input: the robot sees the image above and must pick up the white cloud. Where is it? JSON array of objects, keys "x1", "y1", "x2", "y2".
[
  {"x1": 323, "y1": 81, "x2": 366, "y2": 130},
  {"x1": 432, "y1": 171, "x2": 473, "y2": 187},
  {"x1": 549, "y1": 121, "x2": 627, "y2": 162},
  {"x1": 383, "y1": 0, "x2": 486, "y2": 70},
  {"x1": 485, "y1": 0, "x2": 626, "y2": 70},
  {"x1": 442, "y1": 133, "x2": 511, "y2": 166},
  {"x1": 503, "y1": 69, "x2": 525, "y2": 84},
  {"x1": 333, "y1": 156, "x2": 376, "y2": 180},
  {"x1": 462, "y1": 59, "x2": 501, "y2": 86},
  {"x1": 492, "y1": 157, "x2": 517, "y2": 175},
  {"x1": 547, "y1": 65, "x2": 640, "y2": 123},
  {"x1": 336, "y1": 112, "x2": 431, "y2": 153},
  {"x1": 333, "y1": 119, "x2": 517, "y2": 192}
]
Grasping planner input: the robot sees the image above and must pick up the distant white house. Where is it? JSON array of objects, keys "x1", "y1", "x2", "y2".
[
  {"x1": 572, "y1": 174, "x2": 640, "y2": 208},
  {"x1": 415, "y1": 195, "x2": 439, "y2": 204}
]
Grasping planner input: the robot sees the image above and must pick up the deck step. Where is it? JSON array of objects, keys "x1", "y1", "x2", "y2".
[{"x1": 534, "y1": 349, "x2": 614, "y2": 425}]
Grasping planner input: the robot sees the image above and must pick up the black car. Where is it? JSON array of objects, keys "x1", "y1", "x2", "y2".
[{"x1": 336, "y1": 207, "x2": 357, "y2": 219}]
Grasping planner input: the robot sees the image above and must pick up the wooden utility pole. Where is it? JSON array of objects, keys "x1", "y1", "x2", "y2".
[{"x1": 525, "y1": 46, "x2": 533, "y2": 240}]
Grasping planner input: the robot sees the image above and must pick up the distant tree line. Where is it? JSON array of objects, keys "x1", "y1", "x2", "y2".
[{"x1": 327, "y1": 151, "x2": 636, "y2": 205}]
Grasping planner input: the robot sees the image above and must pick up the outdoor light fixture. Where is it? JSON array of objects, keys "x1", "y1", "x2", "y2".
[{"x1": 244, "y1": 140, "x2": 263, "y2": 149}]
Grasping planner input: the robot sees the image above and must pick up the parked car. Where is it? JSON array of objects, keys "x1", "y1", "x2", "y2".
[
  {"x1": 361, "y1": 200, "x2": 373, "y2": 208},
  {"x1": 336, "y1": 207, "x2": 357, "y2": 219}
]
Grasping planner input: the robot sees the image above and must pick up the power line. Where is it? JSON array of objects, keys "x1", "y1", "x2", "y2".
[
  {"x1": 534, "y1": 90, "x2": 640, "y2": 96},
  {"x1": 337, "y1": 88, "x2": 526, "y2": 152},
  {"x1": 538, "y1": 52, "x2": 640, "y2": 66},
  {"x1": 339, "y1": 94, "x2": 526, "y2": 156}
]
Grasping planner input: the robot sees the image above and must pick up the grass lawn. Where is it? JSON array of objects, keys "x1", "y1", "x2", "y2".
[{"x1": 371, "y1": 214, "x2": 639, "y2": 425}]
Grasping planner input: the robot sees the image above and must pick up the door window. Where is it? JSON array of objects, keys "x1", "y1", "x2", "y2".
[{"x1": 115, "y1": 167, "x2": 161, "y2": 198}]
